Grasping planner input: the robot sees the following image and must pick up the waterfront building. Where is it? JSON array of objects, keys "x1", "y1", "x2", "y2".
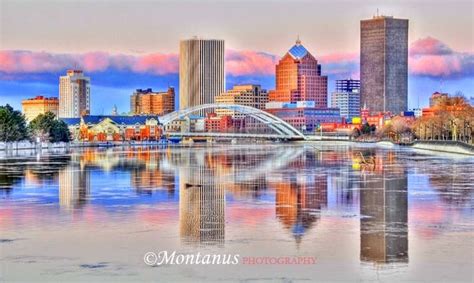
[
  {"x1": 59, "y1": 70, "x2": 90, "y2": 118},
  {"x1": 215, "y1": 85, "x2": 268, "y2": 118},
  {"x1": 331, "y1": 79, "x2": 361, "y2": 120},
  {"x1": 360, "y1": 15, "x2": 408, "y2": 114},
  {"x1": 429, "y1": 91, "x2": 449, "y2": 107},
  {"x1": 265, "y1": 101, "x2": 340, "y2": 132},
  {"x1": 130, "y1": 87, "x2": 175, "y2": 116},
  {"x1": 268, "y1": 38, "x2": 328, "y2": 107},
  {"x1": 179, "y1": 38, "x2": 225, "y2": 114},
  {"x1": 60, "y1": 115, "x2": 161, "y2": 141},
  {"x1": 21, "y1": 96, "x2": 59, "y2": 122}
]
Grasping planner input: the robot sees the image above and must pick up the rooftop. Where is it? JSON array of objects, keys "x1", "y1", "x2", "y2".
[{"x1": 287, "y1": 37, "x2": 310, "y2": 60}]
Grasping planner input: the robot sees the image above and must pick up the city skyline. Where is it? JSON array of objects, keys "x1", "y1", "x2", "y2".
[{"x1": 1, "y1": 0, "x2": 473, "y2": 114}]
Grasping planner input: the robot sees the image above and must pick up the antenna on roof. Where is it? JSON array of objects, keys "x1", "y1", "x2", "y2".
[
  {"x1": 377, "y1": 8, "x2": 379, "y2": 17},
  {"x1": 296, "y1": 35, "x2": 301, "y2": 45}
]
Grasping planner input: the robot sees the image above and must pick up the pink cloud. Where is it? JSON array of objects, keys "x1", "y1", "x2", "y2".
[
  {"x1": 226, "y1": 50, "x2": 279, "y2": 76},
  {"x1": 1, "y1": 37, "x2": 472, "y2": 80},
  {"x1": 409, "y1": 37, "x2": 474, "y2": 78},
  {"x1": 410, "y1": 36, "x2": 452, "y2": 56}
]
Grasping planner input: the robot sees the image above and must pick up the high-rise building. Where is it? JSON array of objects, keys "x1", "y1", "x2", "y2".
[
  {"x1": 130, "y1": 87, "x2": 175, "y2": 116},
  {"x1": 336, "y1": 79, "x2": 361, "y2": 93},
  {"x1": 268, "y1": 38, "x2": 328, "y2": 107},
  {"x1": 179, "y1": 38, "x2": 225, "y2": 114},
  {"x1": 215, "y1": 84, "x2": 268, "y2": 118},
  {"x1": 360, "y1": 15, "x2": 408, "y2": 114},
  {"x1": 331, "y1": 79, "x2": 361, "y2": 120},
  {"x1": 21, "y1": 96, "x2": 59, "y2": 122},
  {"x1": 59, "y1": 70, "x2": 90, "y2": 118},
  {"x1": 265, "y1": 39, "x2": 338, "y2": 132}
]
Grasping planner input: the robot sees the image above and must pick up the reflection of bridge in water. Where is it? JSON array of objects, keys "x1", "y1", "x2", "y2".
[{"x1": 160, "y1": 104, "x2": 306, "y2": 141}]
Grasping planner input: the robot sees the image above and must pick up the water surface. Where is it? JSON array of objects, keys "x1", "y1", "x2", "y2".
[{"x1": 1, "y1": 143, "x2": 473, "y2": 282}]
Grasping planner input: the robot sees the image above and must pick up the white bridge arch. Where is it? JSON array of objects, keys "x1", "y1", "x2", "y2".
[{"x1": 160, "y1": 104, "x2": 306, "y2": 140}]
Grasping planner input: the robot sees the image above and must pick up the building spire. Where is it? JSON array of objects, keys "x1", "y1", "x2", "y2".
[{"x1": 296, "y1": 35, "x2": 301, "y2": 45}]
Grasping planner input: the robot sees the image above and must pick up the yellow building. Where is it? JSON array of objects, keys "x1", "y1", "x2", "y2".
[
  {"x1": 22, "y1": 96, "x2": 59, "y2": 122},
  {"x1": 215, "y1": 84, "x2": 268, "y2": 118}
]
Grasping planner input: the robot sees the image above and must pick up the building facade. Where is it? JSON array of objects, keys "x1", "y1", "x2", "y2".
[
  {"x1": 268, "y1": 39, "x2": 328, "y2": 107},
  {"x1": 21, "y1": 96, "x2": 59, "y2": 122},
  {"x1": 429, "y1": 91, "x2": 448, "y2": 107},
  {"x1": 130, "y1": 87, "x2": 175, "y2": 116},
  {"x1": 215, "y1": 84, "x2": 268, "y2": 118},
  {"x1": 360, "y1": 16, "x2": 408, "y2": 114},
  {"x1": 266, "y1": 102, "x2": 340, "y2": 132},
  {"x1": 59, "y1": 70, "x2": 90, "y2": 118},
  {"x1": 331, "y1": 79, "x2": 361, "y2": 120},
  {"x1": 61, "y1": 115, "x2": 161, "y2": 141},
  {"x1": 179, "y1": 38, "x2": 225, "y2": 114}
]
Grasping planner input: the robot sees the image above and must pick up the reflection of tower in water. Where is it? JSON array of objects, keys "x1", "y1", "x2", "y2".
[
  {"x1": 58, "y1": 162, "x2": 90, "y2": 210},
  {"x1": 360, "y1": 154, "x2": 408, "y2": 264},
  {"x1": 275, "y1": 174, "x2": 327, "y2": 244},
  {"x1": 179, "y1": 151, "x2": 225, "y2": 246}
]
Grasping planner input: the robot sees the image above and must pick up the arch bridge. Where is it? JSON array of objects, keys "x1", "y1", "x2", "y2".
[{"x1": 160, "y1": 104, "x2": 306, "y2": 141}]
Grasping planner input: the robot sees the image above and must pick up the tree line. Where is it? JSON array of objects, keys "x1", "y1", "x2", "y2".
[{"x1": 0, "y1": 104, "x2": 71, "y2": 143}]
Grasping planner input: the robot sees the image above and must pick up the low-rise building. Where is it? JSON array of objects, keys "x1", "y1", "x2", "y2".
[
  {"x1": 205, "y1": 113, "x2": 233, "y2": 132},
  {"x1": 22, "y1": 96, "x2": 59, "y2": 122},
  {"x1": 265, "y1": 101, "x2": 341, "y2": 132},
  {"x1": 61, "y1": 115, "x2": 161, "y2": 141}
]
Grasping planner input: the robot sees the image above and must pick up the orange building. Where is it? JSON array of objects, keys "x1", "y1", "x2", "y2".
[
  {"x1": 130, "y1": 87, "x2": 175, "y2": 116},
  {"x1": 21, "y1": 96, "x2": 59, "y2": 122},
  {"x1": 268, "y1": 38, "x2": 328, "y2": 107}
]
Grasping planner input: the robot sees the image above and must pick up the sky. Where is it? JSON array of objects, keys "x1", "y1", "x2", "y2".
[{"x1": 1, "y1": 0, "x2": 473, "y2": 114}]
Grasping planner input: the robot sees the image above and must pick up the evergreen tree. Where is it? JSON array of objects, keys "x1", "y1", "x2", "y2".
[
  {"x1": 28, "y1": 112, "x2": 71, "y2": 143},
  {"x1": 0, "y1": 104, "x2": 28, "y2": 142}
]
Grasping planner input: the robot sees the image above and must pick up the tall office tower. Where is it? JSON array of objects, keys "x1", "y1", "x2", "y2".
[
  {"x1": 130, "y1": 87, "x2": 175, "y2": 115},
  {"x1": 268, "y1": 38, "x2": 328, "y2": 107},
  {"x1": 331, "y1": 79, "x2": 361, "y2": 120},
  {"x1": 360, "y1": 15, "x2": 408, "y2": 114},
  {"x1": 179, "y1": 38, "x2": 225, "y2": 115},
  {"x1": 59, "y1": 70, "x2": 90, "y2": 118}
]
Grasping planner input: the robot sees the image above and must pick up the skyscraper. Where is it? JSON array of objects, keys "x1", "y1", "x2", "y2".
[
  {"x1": 360, "y1": 15, "x2": 408, "y2": 114},
  {"x1": 268, "y1": 38, "x2": 328, "y2": 107},
  {"x1": 59, "y1": 70, "x2": 90, "y2": 118},
  {"x1": 179, "y1": 38, "x2": 225, "y2": 114}
]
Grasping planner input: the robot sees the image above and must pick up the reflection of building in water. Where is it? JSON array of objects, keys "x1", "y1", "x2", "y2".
[
  {"x1": 131, "y1": 167, "x2": 175, "y2": 196},
  {"x1": 179, "y1": 151, "x2": 225, "y2": 245},
  {"x1": 58, "y1": 163, "x2": 90, "y2": 209},
  {"x1": 274, "y1": 174, "x2": 327, "y2": 244},
  {"x1": 360, "y1": 160, "x2": 408, "y2": 264}
]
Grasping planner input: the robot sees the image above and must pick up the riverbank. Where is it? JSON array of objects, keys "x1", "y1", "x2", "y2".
[{"x1": 410, "y1": 140, "x2": 474, "y2": 156}]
